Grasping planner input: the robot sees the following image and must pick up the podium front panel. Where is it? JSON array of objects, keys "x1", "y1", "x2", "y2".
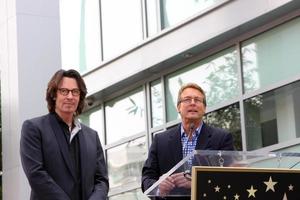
[{"x1": 192, "y1": 167, "x2": 300, "y2": 200}]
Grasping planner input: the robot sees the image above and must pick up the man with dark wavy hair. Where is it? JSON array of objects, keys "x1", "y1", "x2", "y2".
[{"x1": 20, "y1": 69, "x2": 109, "y2": 200}]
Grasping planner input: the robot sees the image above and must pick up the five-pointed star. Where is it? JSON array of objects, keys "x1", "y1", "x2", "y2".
[
  {"x1": 214, "y1": 185, "x2": 220, "y2": 192},
  {"x1": 247, "y1": 185, "x2": 257, "y2": 197},
  {"x1": 264, "y1": 176, "x2": 277, "y2": 192},
  {"x1": 288, "y1": 184, "x2": 294, "y2": 191},
  {"x1": 234, "y1": 194, "x2": 240, "y2": 200},
  {"x1": 282, "y1": 193, "x2": 288, "y2": 200}
]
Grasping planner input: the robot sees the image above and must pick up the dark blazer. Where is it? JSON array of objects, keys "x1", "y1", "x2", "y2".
[
  {"x1": 141, "y1": 123, "x2": 234, "y2": 199},
  {"x1": 20, "y1": 113, "x2": 109, "y2": 200}
]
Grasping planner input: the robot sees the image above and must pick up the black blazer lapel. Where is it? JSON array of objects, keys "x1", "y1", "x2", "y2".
[
  {"x1": 196, "y1": 123, "x2": 212, "y2": 150},
  {"x1": 48, "y1": 114, "x2": 77, "y2": 180},
  {"x1": 168, "y1": 125, "x2": 183, "y2": 165}
]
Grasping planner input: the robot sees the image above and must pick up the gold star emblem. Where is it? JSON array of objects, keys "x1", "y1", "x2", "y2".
[
  {"x1": 264, "y1": 176, "x2": 277, "y2": 192},
  {"x1": 247, "y1": 185, "x2": 257, "y2": 197},
  {"x1": 288, "y1": 184, "x2": 294, "y2": 191},
  {"x1": 214, "y1": 185, "x2": 220, "y2": 192},
  {"x1": 234, "y1": 194, "x2": 240, "y2": 200}
]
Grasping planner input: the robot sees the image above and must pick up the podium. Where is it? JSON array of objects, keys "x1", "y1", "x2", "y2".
[{"x1": 144, "y1": 150, "x2": 300, "y2": 199}]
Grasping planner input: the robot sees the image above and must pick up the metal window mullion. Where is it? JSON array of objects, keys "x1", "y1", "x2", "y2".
[
  {"x1": 156, "y1": 0, "x2": 163, "y2": 31},
  {"x1": 99, "y1": 0, "x2": 104, "y2": 61},
  {"x1": 101, "y1": 101, "x2": 109, "y2": 160},
  {"x1": 141, "y1": 0, "x2": 148, "y2": 39},
  {"x1": 145, "y1": 82, "x2": 152, "y2": 149},
  {"x1": 236, "y1": 41, "x2": 247, "y2": 151}
]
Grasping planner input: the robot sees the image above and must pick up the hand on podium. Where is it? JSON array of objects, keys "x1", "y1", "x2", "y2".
[
  {"x1": 158, "y1": 172, "x2": 191, "y2": 196},
  {"x1": 172, "y1": 172, "x2": 191, "y2": 189}
]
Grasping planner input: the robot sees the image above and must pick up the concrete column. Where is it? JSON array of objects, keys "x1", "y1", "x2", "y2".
[{"x1": 0, "y1": 0, "x2": 61, "y2": 199}]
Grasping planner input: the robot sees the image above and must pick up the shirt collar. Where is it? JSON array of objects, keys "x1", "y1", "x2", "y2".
[
  {"x1": 54, "y1": 112, "x2": 81, "y2": 142},
  {"x1": 69, "y1": 118, "x2": 81, "y2": 142},
  {"x1": 181, "y1": 122, "x2": 203, "y2": 138}
]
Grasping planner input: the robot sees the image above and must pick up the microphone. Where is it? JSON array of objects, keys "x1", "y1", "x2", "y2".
[{"x1": 189, "y1": 123, "x2": 195, "y2": 136}]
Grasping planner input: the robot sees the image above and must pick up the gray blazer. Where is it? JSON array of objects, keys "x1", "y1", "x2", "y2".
[{"x1": 20, "y1": 113, "x2": 109, "y2": 200}]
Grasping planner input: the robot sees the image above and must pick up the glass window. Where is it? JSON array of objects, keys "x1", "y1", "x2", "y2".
[
  {"x1": 242, "y1": 17, "x2": 300, "y2": 93},
  {"x1": 166, "y1": 47, "x2": 239, "y2": 122},
  {"x1": 150, "y1": 80, "x2": 163, "y2": 127},
  {"x1": 146, "y1": 0, "x2": 159, "y2": 37},
  {"x1": 160, "y1": 0, "x2": 223, "y2": 29},
  {"x1": 109, "y1": 188, "x2": 149, "y2": 200},
  {"x1": 204, "y1": 103, "x2": 242, "y2": 150},
  {"x1": 107, "y1": 137, "x2": 147, "y2": 189},
  {"x1": 79, "y1": 107, "x2": 105, "y2": 145},
  {"x1": 105, "y1": 87, "x2": 146, "y2": 144},
  {"x1": 60, "y1": 0, "x2": 102, "y2": 73},
  {"x1": 244, "y1": 81, "x2": 300, "y2": 150},
  {"x1": 101, "y1": 0, "x2": 143, "y2": 59}
]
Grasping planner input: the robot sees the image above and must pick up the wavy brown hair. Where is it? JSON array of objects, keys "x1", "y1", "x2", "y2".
[
  {"x1": 177, "y1": 83, "x2": 207, "y2": 106},
  {"x1": 46, "y1": 69, "x2": 87, "y2": 116}
]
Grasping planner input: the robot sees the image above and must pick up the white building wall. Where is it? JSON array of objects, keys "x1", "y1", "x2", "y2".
[
  {"x1": 83, "y1": 0, "x2": 294, "y2": 96},
  {"x1": 0, "y1": 0, "x2": 61, "y2": 199}
]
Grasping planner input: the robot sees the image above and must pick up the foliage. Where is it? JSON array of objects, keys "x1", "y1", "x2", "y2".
[{"x1": 204, "y1": 104, "x2": 242, "y2": 150}]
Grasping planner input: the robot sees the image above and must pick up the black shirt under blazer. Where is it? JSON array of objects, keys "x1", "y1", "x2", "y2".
[
  {"x1": 20, "y1": 113, "x2": 109, "y2": 200},
  {"x1": 141, "y1": 123, "x2": 234, "y2": 198}
]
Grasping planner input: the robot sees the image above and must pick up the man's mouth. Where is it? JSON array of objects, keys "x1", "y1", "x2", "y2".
[{"x1": 64, "y1": 103, "x2": 74, "y2": 106}]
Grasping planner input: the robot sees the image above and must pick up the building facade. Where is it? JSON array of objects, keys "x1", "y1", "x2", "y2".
[{"x1": 1, "y1": 0, "x2": 300, "y2": 199}]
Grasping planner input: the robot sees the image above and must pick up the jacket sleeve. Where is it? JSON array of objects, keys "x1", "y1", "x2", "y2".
[
  {"x1": 141, "y1": 134, "x2": 160, "y2": 193},
  {"x1": 20, "y1": 120, "x2": 71, "y2": 200},
  {"x1": 88, "y1": 135, "x2": 109, "y2": 200}
]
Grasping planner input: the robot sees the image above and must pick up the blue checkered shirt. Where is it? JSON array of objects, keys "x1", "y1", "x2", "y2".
[{"x1": 181, "y1": 123, "x2": 203, "y2": 169}]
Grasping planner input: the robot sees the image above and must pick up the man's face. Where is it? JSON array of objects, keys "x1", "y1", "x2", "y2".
[
  {"x1": 55, "y1": 77, "x2": 80, "y2": 117},
  {"x1": 177, "y1": 88, "x2": 206, "y2": 122}
]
